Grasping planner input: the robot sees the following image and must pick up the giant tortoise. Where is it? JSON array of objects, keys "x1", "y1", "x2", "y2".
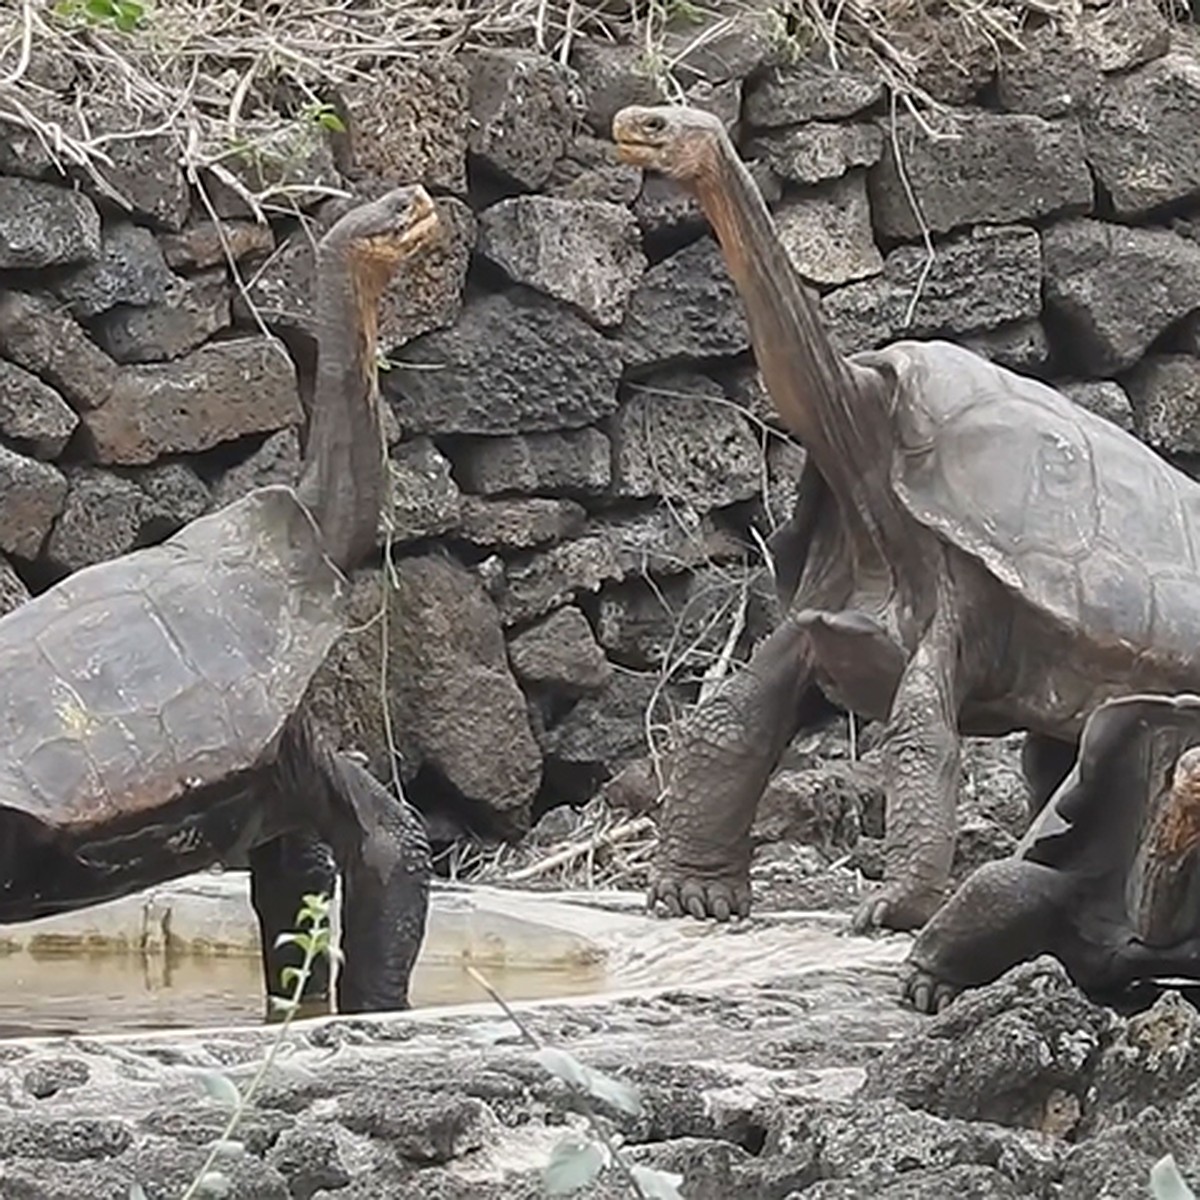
[
  {"x1": 0, "y1": 187, "x2": 438, "y2": 1015},
  {"x1": 903, "y1": 692, "x2": 1200, "y2": 1012},
  {"x1": 613, "y1": 104, "x2": 1200, "y2": 935}
]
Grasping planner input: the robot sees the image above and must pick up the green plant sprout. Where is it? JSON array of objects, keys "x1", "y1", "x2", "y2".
[
  {"x1": 54, "y1": 0, "x2": 146, "y2": 33},
  {"x1": 128, "y1": 892, "x2": 339, "y2": 1200},
  {"x1": 1153, "y1": 1155, "x2": 1198, "y2": 1200}
]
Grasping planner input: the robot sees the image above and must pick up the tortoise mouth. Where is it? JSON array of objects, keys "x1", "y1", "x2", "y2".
[
  {"x1": 398, "y1": 209, "x2": 440, "y2": 253},
  {"x1": 613, "y1": 137, "x2": 662, "y2": 167}
]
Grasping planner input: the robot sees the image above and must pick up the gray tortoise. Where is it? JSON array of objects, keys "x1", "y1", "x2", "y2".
[
  {"x1": 904, "y1": 692, "x2": 1200, "y2": 1013},
  {"x1": 613, "y1": 104, "x2": 1200, "y2": 934},
  {"x1": 0, "y1": 187, "x2": 439, "y2": 1015}
]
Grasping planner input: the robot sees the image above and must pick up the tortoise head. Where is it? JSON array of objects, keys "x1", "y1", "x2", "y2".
[
  {"x1": 320, "y1": 185, "x2": 441, "y2": 292},
  {"x1": 1173, "y1": 745, "x2": 1200, "y2": 798},
  {"x1": 612, "y1": 105, "x2": 728, "y2": 182}
]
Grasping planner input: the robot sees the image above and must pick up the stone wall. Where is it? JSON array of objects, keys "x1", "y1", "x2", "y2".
[{"x1": 1, "y1": 1, "x2": 1197, "y2": 846}]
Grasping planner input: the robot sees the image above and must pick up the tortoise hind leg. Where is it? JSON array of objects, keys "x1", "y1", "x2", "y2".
[
  {"x1": 248, "y1": 831, "x2": 335, "y2": 1017},
  {"x1": 275, "y1": 715, "x2": 432, "y2": 1013},
  {"x1": 902, "y1": 856, "x2": 1071, "y2": 1012},
  {"x1": 332, "y1": 756, "x2": 431, "y2": 1013}
]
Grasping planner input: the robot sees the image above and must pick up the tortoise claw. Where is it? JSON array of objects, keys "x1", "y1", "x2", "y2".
[
  {"x1": 647, "y1": 871, "x2": 751, "y2": 923},
  {"x1": 900, "y1": 963, "x2": 962, "y2": 1014},
  {"x1": 851, "y1": 881, "x2": 943, "y2": 934}
]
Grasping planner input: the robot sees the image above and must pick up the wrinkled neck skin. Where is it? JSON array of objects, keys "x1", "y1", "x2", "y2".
[
  {"x1": 297, "y1": 246, "x2": 384, "y2": 575},
  {"x1": 689, "y1": 141, "x2": 902, "y2": 555}
]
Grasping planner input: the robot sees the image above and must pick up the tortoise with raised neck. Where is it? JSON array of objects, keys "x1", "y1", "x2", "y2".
[
  {"x1": 0, "y1": 186, "x2": 440, "y2": 1015},
  {"x1": 612, "y1": 103, "x2": 1200, "y2": 938}
]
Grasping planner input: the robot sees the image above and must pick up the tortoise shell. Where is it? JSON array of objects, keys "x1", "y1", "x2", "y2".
[
  {"x1": 868, "y1": 340, "x2": 1200, "y2": 666},
  {"x1": 0, "y1": 486, "x2": 345, "y2": 832}
]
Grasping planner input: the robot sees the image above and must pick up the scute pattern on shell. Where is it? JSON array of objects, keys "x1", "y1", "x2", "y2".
[
  {"x1": 871, "y1": 340, "x2": 1200, "y2": 669},
  {"x1": 0, "y1": 486, "x2": 345, "y2": 830}
]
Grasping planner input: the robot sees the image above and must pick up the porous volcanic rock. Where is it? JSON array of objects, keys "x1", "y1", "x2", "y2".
[
  {"x1": 869, "y1": 112, "x2": 1092, "y2": 241},
  {"x1": 44, "y1": 468, "x2": 145, "y2": 573},
  {"x1": 1124, "y1": 354, "x2": 1200, "y2": 456},
  {"x1": 478, "y1": 195, "x2": 646, "y2": 327},
  {"x1": 745, "y1": 60, "x2": 884, "y2": 126},
  {"x1": 748, "y1": 122, "x2": 884, "y2": 186},
  {"x1": 775, "y1": 171, "x2": 883, "y2": 287},
  {"x1": 92, "y1": 268, "x2": 230, "y2": 364},
  {"x1": 53, "y1": 221, "x2": 175, "y2": 319},
  {"x1": 0, "y1": 177, "x2": 100, "y2": 269},
  {"x1": 507, "y1": 605, "x2": 611, "y2": 697},
  {"x1": 389, "y1": 289, "x2": 622, "y2": 435},
  {"x1": 1042, "y1": 220, "x2": 1200, "y2": 374},
  {"x1": 452, "y1": 428, "x2": 612, "y2": 497},
  {"x1": 394, "y1": 554, "x2": 542, "y2": 832},
  {"x1": 0, "y1": 447, "x2": 67, "y2": 560},
  {"x1": 0, "y1": 360, "x2": 79, "y2": 459}
]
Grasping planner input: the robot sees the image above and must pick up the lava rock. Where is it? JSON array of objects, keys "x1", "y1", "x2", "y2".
[
  {"x1": 394, "y1": 555, "x2": 542, "y2": 832},
  {"x1": 775, "y1": 171, "x2": 883, "y2": 287},
  {"x1": 823, "y1": 225, "x2": 1041, "y2": 353},
  {"x1": 204, "y1": 122, "x2": 339, "y2": 220},
  {"x1": 960, "y1": 320, "x2": 1051, "y2": 376},
  {"x1": 765, "y1": 437, "x2": 809, "y2": 530},
  {"x1": 53, "y1": 221, "x2": 176, "y2": 319},
  {"x1": 800, "y1": 1163, "x2": 1023, "y2": 1198},
  {"x1": 337, "y1": 57, "x2": 470, "y2": 194},
  {"x1": 389, "y1": 289, "x2": 622, "y2": 435},
  {"x1": 621, "y1": 237, "x2": 749, "y2": 369},
  {"x1": 659, "y1": 7, "x2": 781, "y2": 88},
  {"x1": 0, "y1": 178, "x2": 100, "y2": 268},
  {"x1": 544, "y1": 134, "x2": 642, "y2": 207},
  {"x1": 466, "y1": 50, "x2": 582, "y2": 189},
  {"x1": 91, "y1": 267, "x2": 230, "y2": 363},
  {"x1": 1042, "y1": 219, "x2": 1200, "y2": 375},
  {"x1": 507, "y1": 606, "x2": 611, "y2": 697},
  {"x1": 498, "y1": 509, "x2": 744, "y2": 625},
  {"x1": 386, "y1": 437, "x2": 462, "y2": 543},
  {"x1": 0, "y1": 360, "x2": 79, "y2": 458},
  {"x1": 0, "y1": 555, "x2": 30, "y2": 617},
  {"x1": 266, "y1": 1122, "x2": 354, "y2": 1198},
  {"x1": 83, "y1": 337, "x2": 302, "y2": 465},
  {"x1": 542, "y1": 669, "x2": 662, "y2": 776},
  {"x1": 21, "y1": 1057, "x2": 90, "y2": 1100},
  {"x1": 0, "y1": 291, "x2": 123, "y2": 411},
  {"x1": 452, "y1": 428, "x2": 612, "y2": 496},
  {"x1": 748, "y1": 122, "x2": 884, "y2": 186},
  {"x1": 457, "y1": 496, "x2": 586, "y2": 549},
  {"x1": 1125, "y1": 354, "x2": 1200, "y2": 456},
  {"x1": 632, "y1": 158, "x2": 780, "y2": 240},
  {"x1": 135, "y1": 461, "x2": 210, "y2": 539},
  {"x1": 211, "y1": 428, "x2": 301, "y2": 508},
  {"x1": 478, "y1": 196, "x2": 646, "y2": 328},
  {"x1": 1083, "y1": 51, "x2": 1200, "y2": 217},
  {"x1": 44, "y1": 468, "x2": 144, "y2": 573},
  {"x1": 862, "y1": 958, "x2": 1111, "y2": 1134},
  {"x1": 752, "y1": 763, "x2": 869, "y2": 854},
  {"x1": 1081, "y1": 0, "x2": 1171, "y2": 73},
  {"x1": 869, "y1": 112, "x2": 1092, "y2": 241},
  {"x1": 1058, "y1": 379, "x2": 1135, "y2": 432},
  {"x1": 610, "y1": 370, "x2": 762, "y2": 509},
  {"x1": 158, "y1": 219, "x2": 274, "y2": 271},
  {"x1": 0, "y1": 447, "x2": 67, "y2": 559},
  {"x1": 569, "y1": 39, "x2": 668, "y2": 136},
  {"x1": 92, "y1": 130, "x2": 190, "y2": 232},
  {"x1": 745, "y1": 60, "x2": 884, "y2": 127},
  {"x1": 995, "y1": 24, "x2": 1101, "y2": 117}
]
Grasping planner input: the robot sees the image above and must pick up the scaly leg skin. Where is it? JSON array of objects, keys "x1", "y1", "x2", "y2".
[
  {"x1": 648, "y1": 619, "x2": 820, "y2": 923},
  {"x1": 277, "y1": 715, "x2": 433, "y2": 1014},
  {"x1": 334, "y1": 756, "x2": 432, "y2": 1014},
  {"x1": 249, "y1": 830, "x2": 336, "y2": 1018},
  {"x1": 852, "y1": 607, "x2": 963, "y2": 934},
  {"x1": 900, "y1": 857, "x2": 1069, "y2": 1012}
]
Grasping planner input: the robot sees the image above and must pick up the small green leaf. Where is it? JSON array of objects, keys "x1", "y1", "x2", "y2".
[
  {"x1": 269, "y1": 994, "x2": 299, "y2": 1015},
  {"x1": 534, "y1": 1047, "x2": 642, "y2": 1116},
  {"x1": 280, "y1": 965, "x2": 304, "y2": 992},
  {"x1": 274, "y1": 931, "x2": 301, "y2": 949},
  {"x1": 1152, "y1": 1156, "x2": 1198, "y2": 1200},
  {"x1": 542, "y1": 1133, "x2": 608, "y2": 1195},
  {"x1": 198, "y1": 1071, "x2": 241, "y2": 1110},
  {"x1": 631, "y1": 1164, "x2": 686, "y2": 1199},
  {"x1": 129, "y1": 1184, "x2": 149, "y2": 1200}
]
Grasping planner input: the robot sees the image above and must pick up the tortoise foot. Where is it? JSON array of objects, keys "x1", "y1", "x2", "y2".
[
  {"x1": 900, "y1": 962, "x2": 961, "y2": 1014},
  {"x1": 648, "y1": 869, "x2": 751, "y2": 923},
  {"x1": 851, "y1": 880, "x2": 943, "y2": 934}
]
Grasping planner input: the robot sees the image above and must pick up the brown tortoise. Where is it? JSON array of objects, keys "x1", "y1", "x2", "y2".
[
  {"x1": 0, "y1": 187, "x2": 439, "y2": 1014},
  {"x1": 612, "y1": 104, "x2": 1200, "y2": 935}
]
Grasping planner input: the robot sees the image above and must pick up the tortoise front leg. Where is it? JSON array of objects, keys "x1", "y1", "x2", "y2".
[
  {"x1": 647, "y1": 618, "x2": 821, "y2": 922},
  {"x1": 249, "y1": 831, "x2": 335, "y2": 1017},
  {"x1": 852, "y1": 603, "x2": 964, "y2": 934},
  {"x1": 901, "y1": 857, "x2": 1071, "y2": 1012}
]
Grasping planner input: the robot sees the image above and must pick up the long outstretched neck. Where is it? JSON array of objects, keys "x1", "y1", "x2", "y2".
[
  {"x1": 691, "y1": 140, "x2": 891, "y2": 506},
  {"x1": 297, "y1": 245, "x2": 384, "y2": 574}
]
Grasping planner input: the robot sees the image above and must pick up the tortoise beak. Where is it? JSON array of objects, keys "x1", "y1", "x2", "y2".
[
  {"x1": 612, "y1": 107, "x2": 667, "y2": 167},
  {"x1": 398, "y1": 189, "x2": 440, "y2": 253}
]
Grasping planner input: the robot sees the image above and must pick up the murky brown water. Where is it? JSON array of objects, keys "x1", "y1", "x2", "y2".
[{"x1": 0, "y1": 950, "x2": 607, "y2": 1038}]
